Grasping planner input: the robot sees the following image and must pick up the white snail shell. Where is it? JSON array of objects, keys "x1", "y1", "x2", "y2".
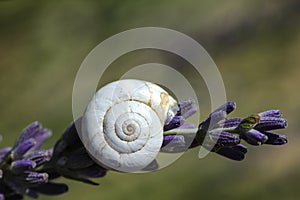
[{"x1": 80, "y1": 79, "x2": 178, "y2": 172}]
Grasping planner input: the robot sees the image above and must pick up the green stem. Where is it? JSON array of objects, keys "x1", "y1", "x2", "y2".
[{"x1": 163, "y1": 128, "x2": 198, "y2": 136}]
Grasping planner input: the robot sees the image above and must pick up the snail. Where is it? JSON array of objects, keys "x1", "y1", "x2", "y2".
[{"x1": 79, "y1": 79, "x2": 179, "y2": 172}]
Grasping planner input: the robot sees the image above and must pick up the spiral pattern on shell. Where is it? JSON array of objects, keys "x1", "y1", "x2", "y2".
[{"x1": 80, "y1": 79, "x2": 178, "y2": 172}]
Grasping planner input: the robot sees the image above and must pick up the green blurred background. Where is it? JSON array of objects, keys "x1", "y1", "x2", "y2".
[{"x1": 0, "y1": 0, "x2": 299, "y2": 199}]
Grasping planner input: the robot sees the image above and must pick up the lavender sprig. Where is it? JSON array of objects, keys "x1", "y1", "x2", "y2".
[
  {"x1": 163, "y1": 101, "x2": 288, "y2": 161},
  {"x1": 0, "y1": 101, "x2": 288, "y2": 199},
  {"x1": 0, "y1": 122, "x2": 68, "y2": 199}
]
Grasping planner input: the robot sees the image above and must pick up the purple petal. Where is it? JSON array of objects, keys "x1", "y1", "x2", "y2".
[
  {"x1": 241, "y1": 129, "x2": 268, "y2": 146},
  {"x1": 208, "y1": 131, "x2": 240, "y2": 147},
  {"x1": 199, "y1": 110, "x2": 227, "y2": 131},
  {"x1": 233, "y1": 144, "x2": 248, "y2": 154},
  {"x1": 11, "y1": 160, "x2": 36, "y2": 174},
  {"x1": 0, "y1": 147, "x2": 12, "y2": 160},
  {"x1": 213, "y1": 144, "x2": 247, "y2": 161},
  {"x1": 12, "y1": 138, "x2": 36, "y2": 159},
  {"x1": 198, "y1": 130, "x2": 240, "y2": 151},
  {"x1": 163, "y1": 116, "x2": 184, "y2": 131},
  {"x1": 24, "y1": 150, "x2": 52, "y2": 167},
  {"x1": 0, "y1": 194, "x2": 4, "y2": 200},
  {"x1": 178, "y1": 123, "x2": 195, "y2": 129},
  {"x1": 15, "y1": 121, "x2": 41, "y2": 146},
  {"x1": 32, "y1": 182, "x2": 68, "y2": 195},
  {"x1": 31, "y1": 129, "x2": 52, "y2": 150},
  {"x1": 212, "y1": 101, "x2": 236, "y2": 115},
  {"x1": 263, "y1": 132, "x2": 288, "y2": 145},
  {"x1": 177, "y1": 98, "x2": 197, "y2": 119},
  {"x1": 221, "y1": 118, "x2": 243, "y2": 129},
  {"x1": 255, "y1": 117, "x2": 288, "y2": 131},
  {"x1": 162, "y1": 135, "x2": 186, "y2": 147},
  {"x1": 24, "y1": 172, "x2": 49, "y2": 184},
  {"x1": 259, "y1": 110, "x2": 282, "y2": 118},
  {"x1": 161, "y1": 135, "x2": 193, "y2": 153}
]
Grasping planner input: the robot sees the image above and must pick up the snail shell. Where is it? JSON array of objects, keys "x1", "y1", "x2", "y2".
[{"x1": 80, "y1": 79, "x2": 178, "y2": 172}]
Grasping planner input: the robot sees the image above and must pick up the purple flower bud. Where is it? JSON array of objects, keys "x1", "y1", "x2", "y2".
[
  {"x1": 259, "y1": 110, "x2": 282, "y2": 118},
  {"x1": 213, "y1": 144, "x2": 247, "y2": 161},
  {"x1": 212, "y1": 101, "x2": 236, "y2": 115},
  {"x1": 209, "y1": 131, "x2": 240, "y2": 147},
  {"x1": 12, "y1": 138, "x2": 36, "y2": 160},
  {"x1": 177, "y1": 98, "x2": 198, "y2": 118},
  {"x1": 11, "y1": 160, "x2": 36, "y2": 174},
  {"x1": 0, "y1": 147, "x2": 12, "y2": 161},
  {"x1": 263, "y1": 132, "x2": 288, "y2": 145},
  {"x1": 234, "y1": 144, "x2": 248, "y2": 154},
  {"x1": 199, "y1": 131, "x2": 240, "y2": 150},
  {"x1": 161, "y1": 135, "x2": 188, "y2": 153},
  {"x1": 255, "y1": 117, "x2": 288, "y2": 131},
  {"x1": 24, "y1": 150, "x2": 52, "y2": 167},
  {"x1": 241, "y1": 129, "x2": 268, "y2": 146},
  {"x1": 221, "y1": 118, "x2": 243, "y2": 129},
  {"x1": 178, "y1": 123, "x2": 195, "y2": 129},
  {"x1": 162, "y1": 135, "x2": 186, "y2": 147},
  {"x1": 164, "y1": 116, "x2": 184, "y2": 131},
  {"x1": 32, "y1": 182, "x2": 68, "y2": 195},
  {"x1": 24, "y1": 171, "x2": 48, "y2": 184},
  {"x1": 199, "y1": 110, "x2": 227, "y2": 131},
  {"x1": 15, "y1": 121, "x2": 41, "y2": 146},
  {"x1": 31, "y1": 128, "x2": 52, "y2": 151}
]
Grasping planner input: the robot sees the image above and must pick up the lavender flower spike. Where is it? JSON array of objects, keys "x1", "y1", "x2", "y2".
[
  {"x1": 0, "y1": 100, "x2": 289, "y2": 199},
  {"x1": 0, "y1": 122, "x2": 70, "y2": 199}
]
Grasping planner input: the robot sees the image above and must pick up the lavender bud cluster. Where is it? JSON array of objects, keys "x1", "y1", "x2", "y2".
[
  {"x1": 162, "y1": 101, "x2": 288, "y2": 161},
  {"x1": 0, "y1": 122, "x2": 67, "y2": 200}
]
